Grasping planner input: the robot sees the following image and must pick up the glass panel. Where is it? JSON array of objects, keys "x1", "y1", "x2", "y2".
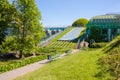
[
  {"x1": 102, "y1": 28, "x2": 107, "y2": 34},
  {"x1": 112, "y1": 28, "x2": 117, "y2": 34}
]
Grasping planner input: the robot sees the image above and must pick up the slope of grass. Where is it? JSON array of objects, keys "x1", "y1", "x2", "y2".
[
  {"x1": 103, "y1": 35, "x2": 120, "y2": 53},
  {"x1": 15, "y1": 49, "x2": 104, "y2": 80},
  {"x1": 48, "y1": 41, "x2": 75, "y2": 48},
  {"x1": 99, "y1": 35, "x2": 120, "y2": 80}
]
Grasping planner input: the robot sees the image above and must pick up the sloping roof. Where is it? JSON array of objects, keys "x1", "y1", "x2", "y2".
[
  {"x1": 87, "y1": 14, "x2": 120, "y2": 28},
  {"x1": 59, "y1": 27, "x2": 83, "y2": 41},
  {"x1": 92, "y1": 14, "x2": 120, "y2": 19}
]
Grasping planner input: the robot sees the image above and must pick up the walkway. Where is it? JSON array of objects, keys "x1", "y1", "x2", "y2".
[{"x1": 0, "y1": 49, "x2": 79, "y2": 80}]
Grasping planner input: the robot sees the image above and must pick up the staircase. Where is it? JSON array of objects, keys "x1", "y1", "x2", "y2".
[{"x1": 77, "y1": 32, "x2": 89, "y2": 49}]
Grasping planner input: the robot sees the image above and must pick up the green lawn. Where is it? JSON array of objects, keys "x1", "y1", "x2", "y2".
[
  {"x1": 15, "y1": 49, "x2": 104, "y2": 80},
  {"x1": 48, "y1": 41, "x2": 75, "y2": 48}
]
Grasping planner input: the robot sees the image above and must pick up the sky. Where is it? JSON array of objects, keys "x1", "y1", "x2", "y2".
[
  {"x1": 9, "y1": 0, "x2": 120, "y2": 27},
  {"x1": 36, "y1": 0, "x2": 120, "y2": 27}
]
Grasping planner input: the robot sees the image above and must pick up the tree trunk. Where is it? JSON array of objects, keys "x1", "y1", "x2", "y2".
[{"x1": 19, "y1": 50, "x2": 24, "y2": 59}]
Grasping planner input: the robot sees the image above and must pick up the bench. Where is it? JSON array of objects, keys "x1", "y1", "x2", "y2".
[
  {"x1": 51, "y1": 54, "x2": 60, "y2": 60},
  {"x1": 47, "y1": 54, "x2": 60, "y2": 61},
  {"x1": 65, "y1": 50, "x2": 72, "y2": 55}
]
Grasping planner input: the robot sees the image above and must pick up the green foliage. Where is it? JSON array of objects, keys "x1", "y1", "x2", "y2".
[
  {"x1": 88, "y1": 26, "x2": 105, "y2": 42},
  {"x1": 1, "y1": 35, "x2": 42, "y2": 55},
  {"x1": 0, "y1": 0, "x2": 15, "y2": 44},
  {"x1": 0, "y1": 55, "x2": 46, "y2": 73},
  {"x1": 90, "y1": 42, "x2": 108, "y2": 48},
  {"x1": 97, "y1": 35, "x2": 120, "y2": 80},
  {"x1": 48, "y1": 41, "x2": 75, "y2": 49},
  {"x1": 103, "y1": 35, "x2": 120, "y2": 53},
  {"x1": 0, "y1": 0, "x2": 45, "y2": 57},
  {"x1": 37, "y1": 47, "x2": 60, "y2": 54},
  {"x1": 98, "y1": 49, "x2": 120, "y2": 80},
  {"x1": 44, "y1": 41, "x2": 76, "y2": 54},
  {"x1": 72, "y1": 18, "x2": 88, "y2": 27},
  {"x1": 0, "y1": 36, "x2": 19, "y2": 54}
]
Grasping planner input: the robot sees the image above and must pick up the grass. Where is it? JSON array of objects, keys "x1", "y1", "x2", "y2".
[
  {"x1": 15, "y1": 48, "x2": 104, "y2": 80},
  {"x1": 100, "y1": 35, "x2": 120, "y2": 80},
  {"x1": 103, "y1": 35, "x2": 120, "y2": 53},
  {"x1": 47, "y1": 41, "x2": 75, "y2": 48}
]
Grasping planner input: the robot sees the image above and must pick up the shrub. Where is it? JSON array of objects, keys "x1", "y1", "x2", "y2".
[
  {"x1": 0, "y1": 55, "x2": 46, "y2": 73},
  {"x1": 103, "y1": 35, "x2": 120, "y2": 53},
  {"x1": 72, "y1": 18, "x2": 88, "y2": 27},
  {"x1": 97, "y1": 35, "x2": 120, "y2": 80},
  {"x1": 90, "y1": 42, "x2": 107, "y2": 48},
  {"x1": 97, "y1": 49, "x2": 120, "y2": 80},
  {"x1": 87, "y1": 26, "x2": 105, "y2": 42}
]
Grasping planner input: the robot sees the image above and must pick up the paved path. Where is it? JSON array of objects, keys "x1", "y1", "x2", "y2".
[{"x1": 0, "y1": 49, "x2": 80, "y2": 80}]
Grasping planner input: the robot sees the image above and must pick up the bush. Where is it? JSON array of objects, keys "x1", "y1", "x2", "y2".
[
  {"x1": 90, "y1": 42, "x2": 108, "y2": 48},
  {"x1": 87, "y1": 26, "x2": 105, "y2": 42},
  {"x1": 0, "y1": 36, "x2": 38, "y2": 57},
  {"x1": 0, "y1": 55, "x2": 46, "y2": 73},
  {"x1": 96, "y1": 35, "x2": 120, "y2": 80},
  {"x1": 97, "y1": 48, "x2": 120, "y2": 80},
  {"x1": 37, "y1": 46, "x2": 71, "y2": 55},
  {"x1": 72, "y1": 18, "x2": 88, "y2": 27},
  {"x1": 103, "y1": 35, "x2": 120, "y2": 53}
]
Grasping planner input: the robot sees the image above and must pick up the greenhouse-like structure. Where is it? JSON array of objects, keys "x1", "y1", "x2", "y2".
[{"x1": 87, "y1": 14, "x2": 120, "y2": 41}]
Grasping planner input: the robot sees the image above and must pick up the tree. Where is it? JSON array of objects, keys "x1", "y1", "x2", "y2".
[
  {"x1": 1, "y1": 0, "x2": 45, "y2": 58},
  {"x1": 72, "y1": 18, "x2": 88, "y2": 27},
  {"x1": 0, "y1": 0, "x2": 15, "y2": 44}
]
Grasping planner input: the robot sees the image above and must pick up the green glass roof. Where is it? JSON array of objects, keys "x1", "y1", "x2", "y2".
[{"x1": 87, "y1": 14, "x2": 120, "y2": 28}]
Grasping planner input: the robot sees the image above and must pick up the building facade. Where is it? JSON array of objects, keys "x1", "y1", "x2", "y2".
[{"x1": 87, "y1": 14, "x2": 120, "y2": 41}]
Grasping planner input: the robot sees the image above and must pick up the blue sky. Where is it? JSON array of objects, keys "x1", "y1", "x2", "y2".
[
  {"x1": 9, "y1": 0, "x2": 120, "y2": 27},
  {"x1": 36, "y1": 0, "x2": 120, "y2": 27}
]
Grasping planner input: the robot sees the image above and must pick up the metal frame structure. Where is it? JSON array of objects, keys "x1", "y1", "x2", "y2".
[{"x1": 87, "y1": 14, "x2": 120, "y2": 41}]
